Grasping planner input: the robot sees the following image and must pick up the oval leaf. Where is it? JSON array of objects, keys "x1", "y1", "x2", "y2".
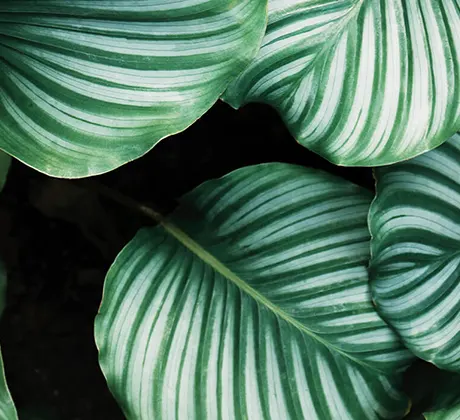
[
  {"x1": 96, "y1": 163, "x2": 412, "y2": 420},
  {"x1": 0, "y1": 1, "x2": 267, "y2": 177},
  {"x1": 223, "y1": 0, "x2": 460, "y2": 166},
  {"x1": 370, "y1": 133, "x2": 460, "y2": 371},
  {"x1": 0, "y1": 263, "x2": 17, "y2": 420}
]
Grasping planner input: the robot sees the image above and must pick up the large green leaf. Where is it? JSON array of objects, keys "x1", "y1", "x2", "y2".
[
  {"x1": 96, "y1": 163, "x2": 413, "y2": 420},
  {"x1": 0, "y1": 152, "x2": 10, "y2": 193},
  {"x1": 0, "y1": 1, "x2": 267, "y2": 178},
  {"x1": 0, "y1": 263, "x2": 17, "y2": 420},
  {"x1": 370, "y1": 133, "x2": 460, "y2": 371},
  {"x1": 223, "y1": 0, "x2": 460, "y2": 166},
  {"x1": 424, "y1": 373, "x2": 460, "y2": 420}
]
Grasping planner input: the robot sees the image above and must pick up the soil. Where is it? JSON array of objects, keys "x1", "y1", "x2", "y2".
[{"x1": 0, "y1": 102, "x2": 427, "y2": 419}]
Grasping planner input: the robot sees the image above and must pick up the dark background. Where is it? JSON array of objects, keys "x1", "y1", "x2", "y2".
[{"x1": 0, "y1": 102, "x2": 433, "y2": 419}]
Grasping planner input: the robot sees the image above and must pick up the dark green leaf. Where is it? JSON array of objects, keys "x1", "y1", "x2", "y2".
[{"x1": 223, "y1": 0, "x2": 460, "y2": 166}]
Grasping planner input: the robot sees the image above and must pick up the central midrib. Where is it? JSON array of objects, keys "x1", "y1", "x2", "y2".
[{"x1": 152, "y1": 212, "x2": 386, "y2": 375}]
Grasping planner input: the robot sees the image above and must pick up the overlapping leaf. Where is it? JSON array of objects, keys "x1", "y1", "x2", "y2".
[
  {"x1": 370, "y1": 133, "x2": 460, "y2": 371},
  {"x1": 96, "y1": 163, "x2": 412, "y2": 420},
  {"x1": 0, "y1": 1, "x2": 267, "y2": 177},
  {"x1": 223, "y1": 0, "x2": 460, "y2": 166}
]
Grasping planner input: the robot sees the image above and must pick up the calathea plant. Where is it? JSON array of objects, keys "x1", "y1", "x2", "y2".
[
  {"x1": 0, "y1": 0, "x2": 459, "y2": 419},
  {"x1": 0, "y1": 0, "x2": 267, "y2": 177},
  {"x1": 0, "y1": 1, "x2": 458, "y2": 175}
]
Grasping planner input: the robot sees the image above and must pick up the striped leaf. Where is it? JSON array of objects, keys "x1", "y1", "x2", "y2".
[
  {"x1": 0, "y1": 1, "x2": 267, "y2": 177},
  {"x1": 0, "y1": 152, "x2": 10, "y2": 193},
  {"x1": 223, "y1": 0, "x2": 460, "y2": 166},
  {"x1": 0, "y1": 263, "x2": 17, "y2": 420},
  {"x1": 95, "y1": 163, "x2": 413, "y2": 420},
  {"x1": 424, "y1": 373, "x2": 460, "y2": 420},
  {"x1": 370, "y1": 133, "x2": 460, "y2": 371}
]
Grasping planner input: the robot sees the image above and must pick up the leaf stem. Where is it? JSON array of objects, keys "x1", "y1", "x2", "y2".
[{"x1": 76, "y1": 180, "x2": 167, "y2": 224}]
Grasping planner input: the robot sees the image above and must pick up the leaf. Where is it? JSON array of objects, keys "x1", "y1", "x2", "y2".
[
  {"x1": 0, "y1": 152, "x2": 10, "y2": 193},
  {"x1": 0, "y1": 1, "x2": 267, "y2": 178},
  {"x1": 95, "y1": 163, "x2": 413, "y2": 420},
  {"x1": 424, "y1": 373, "x2": 460, "y2": 420},
  {"x1": 370, "y1": 133, "x2": 460, "y2": 371},
  {"x1": 223, "y1": 0, "x2": 460, "y2": 166},
  {"x1": 0, "y1": 262, "x2": 18, "y2": 420}
]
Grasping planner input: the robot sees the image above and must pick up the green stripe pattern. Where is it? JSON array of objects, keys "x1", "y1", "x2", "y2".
[
  {"x1": 223, "y1": 0, "x2": 460, "y2": 166},
  {"x1": 370, "y1": 133, "x2": 460, "y2": 371},
  {"x1": 96, "y1": 163, "x2": 412, "y2": 420},
  {"x1": 0, "y1": 1, "x2": 267, "y2": 177}
]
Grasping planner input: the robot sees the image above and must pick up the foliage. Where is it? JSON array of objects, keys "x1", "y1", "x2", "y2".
[
  {"x1": 96, "y1": 163, "x2": 413, "y2": 419},
  {"x1": 0, "y1": 1, "x2": 267, "y2": 177},
  {"x1": 223, "y1": 0, "x2": 460, "y2": 166},
  {"x1": 370, "y1": 133, "x2": 460, "y2": 372},
  {"x1": 0, "y1": 0, "x2": 459, "y2": 419}
]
